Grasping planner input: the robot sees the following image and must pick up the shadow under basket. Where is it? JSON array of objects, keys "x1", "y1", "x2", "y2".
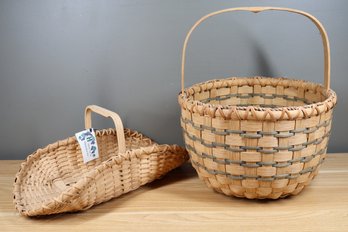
[
  {"x1": 178, "y1": 7, "x2": 337, "y2": 199},
  {"x1": 13, "y1": 105, "x2": 188, "y2": 216}
]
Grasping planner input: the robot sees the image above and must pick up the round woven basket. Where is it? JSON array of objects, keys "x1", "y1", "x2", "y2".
[
  {"x1": 178, "y1": 7, "x2": 337, "y2": 199},
  {"x1": 13, "y1": 105, "x2": 188, "y2": 216}
]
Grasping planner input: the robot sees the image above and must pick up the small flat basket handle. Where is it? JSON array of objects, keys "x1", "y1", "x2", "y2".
[
  {"x1": 85, "y1": 105, "x2": 126, "y2": 154},
  {"x1": 181, "y1": 7, "x2": 331, "y2": 93}
]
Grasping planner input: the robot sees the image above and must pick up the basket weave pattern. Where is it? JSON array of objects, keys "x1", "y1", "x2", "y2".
[
  {"x1": 14, "y1": 106, "x2": 188, "y2": 216},
  {"x1": 179, "y1": 77, "x2": 336, "y2": 199},
  {"x1": 178, "y1": 7, "x2": 337, "y2": 199}
]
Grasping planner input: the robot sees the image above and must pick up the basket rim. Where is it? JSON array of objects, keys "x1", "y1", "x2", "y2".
[
  {"x1": 178, "y1": 76, "x2": 337, "y2": 121},
  {"x1": 13, "y1": 128, "x2": 187, "y2": 216}
]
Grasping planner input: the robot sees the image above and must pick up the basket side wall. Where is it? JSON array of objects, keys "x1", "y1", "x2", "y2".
[{"x1": 180, "y1": 106, "x2": 333, "y2": 199}]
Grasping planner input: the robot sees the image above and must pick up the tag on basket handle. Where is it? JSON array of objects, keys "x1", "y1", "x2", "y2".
[{"x1": 75, "y1": 128, "x2": 99, "y2": 163}]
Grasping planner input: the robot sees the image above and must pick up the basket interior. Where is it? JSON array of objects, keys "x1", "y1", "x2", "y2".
[
  {"x1": 14, "y1": 129, "x2": 154, "y2": 214},
  {"x1": 186, "y1": 77, "x2": 329, "y2": 108}
]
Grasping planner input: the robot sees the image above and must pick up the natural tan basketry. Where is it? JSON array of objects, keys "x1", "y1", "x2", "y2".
[
  {"x1": 178, "y1": 7, "x2": 337, "y2": 199},
  {"x1": 13, "y1": 105, "x2": 188, "y2": 216}
]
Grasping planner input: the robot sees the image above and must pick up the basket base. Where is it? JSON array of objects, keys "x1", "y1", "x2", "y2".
[{"x1": 193, "y1": 164, "x2": 320, "y2": 200}]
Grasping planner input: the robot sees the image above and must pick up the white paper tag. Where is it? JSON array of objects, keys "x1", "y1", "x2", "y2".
[{"x1": 75, "y1": 128, "x2": 99, "y2": 163}]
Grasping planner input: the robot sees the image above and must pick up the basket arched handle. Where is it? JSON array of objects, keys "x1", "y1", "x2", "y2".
[
  {"x1": 85, "y1": 105, "x2": 126, "y2": 154},
  {"x1": 181, "y1": 7, "x2": 331, "y2": 93}
]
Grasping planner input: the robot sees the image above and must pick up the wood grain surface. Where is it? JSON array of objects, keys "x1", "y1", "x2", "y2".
[{"x1": 1, "y1": 154, "x2": 347, "y2": 231}]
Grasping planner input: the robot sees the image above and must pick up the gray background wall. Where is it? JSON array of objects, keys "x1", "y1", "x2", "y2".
[{"x1": 0, "y1": 0, "x2": 347, "y2": 159}]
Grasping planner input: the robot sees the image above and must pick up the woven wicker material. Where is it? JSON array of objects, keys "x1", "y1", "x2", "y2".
[
  {"x1": 13, "y1": 106, "x2": 188, "y2": 216},
  {"x1": 178, "y1": 7, "x2": 337, "y2": 199}
]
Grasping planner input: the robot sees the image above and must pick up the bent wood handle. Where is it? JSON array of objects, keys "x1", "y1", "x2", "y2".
[
  {"x1": 85, "y1": 105, "x2": 126, "y2": 153},
  {"x1": 181, "y1": 7, "x2": 331, "y2": 93}
]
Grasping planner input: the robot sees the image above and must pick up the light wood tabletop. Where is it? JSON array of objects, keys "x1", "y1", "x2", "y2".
[{"x1": 1, "y1": 154, "x2": 347, "y2": 232}]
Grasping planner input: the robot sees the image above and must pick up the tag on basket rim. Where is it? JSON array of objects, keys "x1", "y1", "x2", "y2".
[{"x1": 75, "y1": 128, "x2": 99, "y2": 163}]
